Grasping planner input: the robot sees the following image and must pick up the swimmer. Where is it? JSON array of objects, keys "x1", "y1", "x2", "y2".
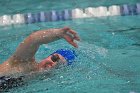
[
  {"x1": 0, "y1": 27, "x2": 80, "y2": 91},
  {"x1": 0, "y1": 27, "x2": 80, "y2": 76}
]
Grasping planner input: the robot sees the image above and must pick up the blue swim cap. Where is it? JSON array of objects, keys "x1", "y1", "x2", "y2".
[{"x1": 54, "y1": 49, "x2": 76, "y2": 65}]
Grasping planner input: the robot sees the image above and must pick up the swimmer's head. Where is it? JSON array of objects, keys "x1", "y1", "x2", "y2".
[
  {"x1": 52, "y1": 49, "x2": 76, "y2": 65},
  {"x1": 39, "y1": 49, "x2": 76, "y2": 69}
]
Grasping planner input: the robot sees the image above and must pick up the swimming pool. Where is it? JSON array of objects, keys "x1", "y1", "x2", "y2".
[{"x1": 0, "y1": 0, "x2": 140, "y2": 93}]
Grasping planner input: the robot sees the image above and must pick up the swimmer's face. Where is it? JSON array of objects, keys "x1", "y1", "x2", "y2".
[
  {"x1": 50, "y1": 53, "x2": 66, "y2": 63},
  {"x1": 39, "y1": 53, "x2": 66, "y2": 69},
  {"x1": 45, "y1": 53, "x2": 66, "y2": 67}
]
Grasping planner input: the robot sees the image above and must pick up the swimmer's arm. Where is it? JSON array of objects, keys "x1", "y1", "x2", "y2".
[{"x1": 7, "y1": 27, "x2": 80, "y2": 65}]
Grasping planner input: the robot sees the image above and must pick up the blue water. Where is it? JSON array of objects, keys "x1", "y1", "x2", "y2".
[{"x1": 0, "y1": 0, "x2": 140, "y2": 93}]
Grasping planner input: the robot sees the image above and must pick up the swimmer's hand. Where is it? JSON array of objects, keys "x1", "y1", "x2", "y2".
[{"x1": 60, "y1": 27, "x2": 80, "y2": 48}]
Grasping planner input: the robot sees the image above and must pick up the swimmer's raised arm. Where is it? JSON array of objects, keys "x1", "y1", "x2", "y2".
[{"x1": 8, "y1": 27, "x2": 80, "y2": 66}]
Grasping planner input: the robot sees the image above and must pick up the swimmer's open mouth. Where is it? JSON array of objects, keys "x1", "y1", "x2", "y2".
[{"x1": 51, "y1": 54, "x2": 60, "y2": 62}]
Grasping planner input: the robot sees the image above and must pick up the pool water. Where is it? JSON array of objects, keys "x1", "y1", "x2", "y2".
[{"x1": 0, "y1": 0, "x2": 140, "y2": 93}]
